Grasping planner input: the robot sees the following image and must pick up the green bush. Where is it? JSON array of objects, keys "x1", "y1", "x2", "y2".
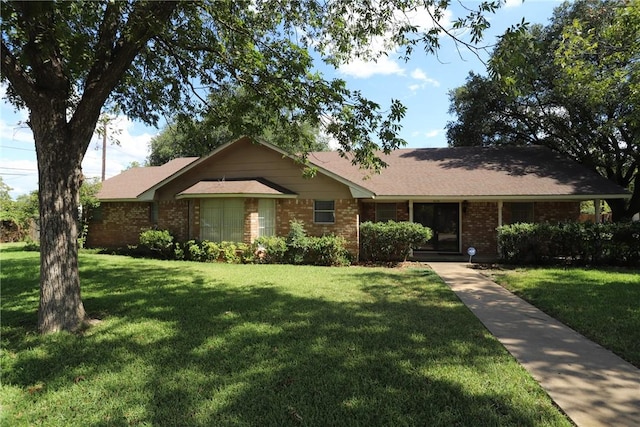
[
  {"x1": 285, "y1": 220, "x2": 309, "y2": 265},
  {"x1": 282, "y1": 220, "x2": 351, "y2": 266},
  {"x1": 360, "y1": 221, "x2": 433, "y2": 262},
  {"x1": 252, "y1": 236, "x2": 288, "y2": 264},
  {"x1": 181, "y1": 240, "x2": 220, "y2": 262},
  {"x1": 138, "y1": 229, "x2": 174, "y2": 259},
  {"x1": 497, "y1": 221, "x2": 640, "y2": 266}
]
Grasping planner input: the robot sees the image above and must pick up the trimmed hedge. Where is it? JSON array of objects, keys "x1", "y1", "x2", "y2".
[
  {"x1": 360, "y1": 221, "x2": 433, "y2": 262},
  {"x1": 497, "y1": 221, "x2": 640, "y2": 266}
]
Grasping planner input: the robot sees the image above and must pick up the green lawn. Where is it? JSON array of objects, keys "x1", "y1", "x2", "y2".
[
  {"x1": 489, "y1": 267, "x2": 640, "y2": 368},
  {"x1": 1, "y1": 245, "x2": 570, "y2": 426}
]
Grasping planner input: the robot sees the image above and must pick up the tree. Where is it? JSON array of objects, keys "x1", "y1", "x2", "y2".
[
  {"x1": 147, "y1": 115, "x2": 330, "y2": 166},
  {"x1": 2, "y1": 0, "x2": 502, "y2": 333},
  {"x1": 446, "y1": 0, "x2": 639, "y2": 221},
  {"x1": 78, "y1": 177, "x2": 101, "y2": 248},
  {"x1": 0, "y1": 179, "x2": 39, "y2": 241},
  {"x1": 0, "y1": 176, "x2": 12, "y2": 207}
]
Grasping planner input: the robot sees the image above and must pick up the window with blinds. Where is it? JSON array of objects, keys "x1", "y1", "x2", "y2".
[
  {"x1": 258, "y1": 199, "x2": 275, "y2": 237},
  {"x1": 314, "y1": 200, "x2": 335, "y2": 224},
  {"x1": 375, "y1": 203, "x2": 397, "y2": 222},
  {"x1": 509, "y1": 202, "x2": 535, "y2": 224},
  {"x1": 200, "y1": 199, "x2": 244, "y2": 242}
]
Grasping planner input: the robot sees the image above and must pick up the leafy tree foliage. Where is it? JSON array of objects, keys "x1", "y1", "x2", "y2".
[
  {"x1": 1, "y1": 0, "x2": 502, "y2": 332},
  {"x1": 0, "y1": 178, "x2": 39, "y2": 240},
  {"x1": 447, "y1": 0, "x2": 639, "y2": 221}
]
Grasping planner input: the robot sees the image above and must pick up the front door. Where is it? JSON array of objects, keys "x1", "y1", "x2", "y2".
[{"x1": 413, "y1": 203, "x2": 460, "y2": 252}]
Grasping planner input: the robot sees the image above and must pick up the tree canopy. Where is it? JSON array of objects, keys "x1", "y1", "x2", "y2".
[
  {"x1": 147, "y1": 87, "x2": 331, "y2": 166},
  {"x1": 1, "y1": 0, "x2": 503, "y2": 333},
  {"x1": 446, "y1": 0, "x2": 639, "y2": 221}
]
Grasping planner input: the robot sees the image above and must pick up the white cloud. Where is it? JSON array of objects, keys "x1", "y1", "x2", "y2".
[
  {"x1": 1, "y1": 101, "x2": 155, "y2": 196},
  {"x1": 339, "y1": 55, "x2": 405, "y2": 78},
  {"x1": 425, "y1": 129, "x2": 441, "y2": 138},
  {"x1": 504, "y1": 0, "x2": 524, "y2": 8},
  {"x1": 409, "y1": 68, "x2": 440, "y2": 91},
  {"x1": 83, "y1": 115, "x2": 156, "y2": 180},
  {"x1": 337, "y1": 4, "x2": 453, "y2": 79}
]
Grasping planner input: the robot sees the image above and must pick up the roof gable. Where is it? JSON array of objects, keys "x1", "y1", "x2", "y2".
[{"x1": 96, "y1": 157, "x2": 198, "y2": 200}]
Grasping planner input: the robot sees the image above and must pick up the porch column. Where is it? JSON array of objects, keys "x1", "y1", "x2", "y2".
[
  {"x1": 594, "y1": 198, "x2": 601, "y2": 223},
  {"x1": 408, "y1": 200, "x2": 414, "y2": 257},
  {"x1": 497, "y1": 200, "x2": 503, "y2": 227},
  {"x1": 409, "y1": 200, "x2": 414, "y2": 222}
]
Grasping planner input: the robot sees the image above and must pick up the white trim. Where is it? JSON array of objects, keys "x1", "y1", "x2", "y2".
[
  {"x1": 176, "y1": 193, "x2": 297, "y2": 200},
  {"x1": 370, "y1": 194, "x2": 630, "y2": 201}
]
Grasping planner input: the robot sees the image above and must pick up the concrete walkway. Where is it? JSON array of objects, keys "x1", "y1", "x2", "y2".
[{"x1": 428, "y1": 262, "x2": 640, "y2": 427}]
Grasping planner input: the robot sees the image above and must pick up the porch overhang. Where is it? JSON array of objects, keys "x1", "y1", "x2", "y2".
[{"x1": 175, "y1": 178, "x2": 298, "y2": 200}]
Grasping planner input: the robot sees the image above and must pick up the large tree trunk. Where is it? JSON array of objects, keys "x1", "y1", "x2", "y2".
[{"x1": 34, "y1": 115, "x2": 89, "y2": 333}]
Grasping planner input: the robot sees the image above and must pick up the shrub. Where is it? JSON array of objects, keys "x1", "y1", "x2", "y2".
[
  {"x1": 181, "y1": 239, "x2": 220, "y2": 262},
  {"x1": 252, "y1": 236, "x2": 288, "y2": 264},
  {"x1": 360, "y1": 221, "x2": 433, "y2": 262},
  {"x1": 138, "y1": 229, "x2": 174, "y2": 259},
  {"x1": 218, "y1": 241, "x2": 250, "y2": 264},
  {"x1": 497, "y1": 221, "x2": 640, "y2": 266},
  {"x1": 283, "y1": 220, "x2": 351, "y2": 266},
  {"x1": 285, "y1": 220, "x2": 309, "y2": 265},
  {"x1": 306, "y1": 235, "x2": 351, "y2": 266}
]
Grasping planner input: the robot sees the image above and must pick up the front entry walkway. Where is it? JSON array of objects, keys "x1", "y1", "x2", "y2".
[{"x1": 428, "y1": 262, "x2": 640, "y2": 427}]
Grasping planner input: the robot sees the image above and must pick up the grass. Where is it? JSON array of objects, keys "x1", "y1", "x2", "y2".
[
  {"x1": 488, "y1": 266, "x2": 640, "y2": 368},
  {"x1": 1, "y1": 244, "x2": 571, "y2": 426}
]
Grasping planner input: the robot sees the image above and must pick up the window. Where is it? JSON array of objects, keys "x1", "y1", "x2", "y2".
[
  {"x1": 200, "y1": 199, "x2": 244, "y2": 242},
  {"x1": 149, "y1": 202, "x2": 159, "y2": 223},
  {"x1": 314, "y1": 200, "x2": 335, "y2": 224},
  {"x1": 509, "y1": 202, "x2": 534, "y2": 224},
  {"x1": 258, "y1": 199, "x2": 275, "y2": 237},
  {"x1": 375, "y1": 203, "x2": 397, "y2": 222},
  {"x1": 90, "y1": 205, "x2": 103, "y2": 222}
]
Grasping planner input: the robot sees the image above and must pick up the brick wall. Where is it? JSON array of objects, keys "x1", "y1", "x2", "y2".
[
  {"x1": 461, "y1": 202, "x2": 499, "y2": 256},
  {"x1": 87, "y1": 202, "x2": 154, "y2": 248},
  {"x1": 360, "y1": 202, "x2": 409, "y2": 222},
  {"x1": 534, "y1": 201, "x2": 581, "y2": 223},
  {"x1": 277, "y1": 199, "x2": 360, "y2": 256},
  {"x1": 460, "y1": 201, "x2": 581, "y2": 256},
  {"x1": 245, "y1": 198, "x2": 259, "y2": 243},
  {"x1": 89, "y1": 198, "x2": 580, "y2": 257},
  {"x1": 157, "y1": 200, "x2": 189, "y2": 242}
]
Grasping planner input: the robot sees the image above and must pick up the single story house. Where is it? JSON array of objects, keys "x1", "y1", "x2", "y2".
[{"x1": 88, "y1": 136, "x2": 630, "y2": 260}]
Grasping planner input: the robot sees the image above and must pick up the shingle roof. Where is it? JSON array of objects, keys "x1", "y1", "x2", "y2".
[
  {"x1": 177, "y1": 179, "x2": 296, "y2": 198},
  {"x1": 96, "y1": 141, "x2": 629, "y2": 201},
  {"x1": 96, "y1": 157, "x2": 198, "y2": 200},
  {"x1": 309, "y1": 146, "x2": 629, "y2": 199}
]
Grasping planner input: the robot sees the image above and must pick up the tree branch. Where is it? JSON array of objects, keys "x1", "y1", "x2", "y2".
[
  {"x1": 70, "y1": 1, "x2": 179, "y2": 143},
  {"x1": 1, "y1": 41, "x2": 39, "y2": 106}
]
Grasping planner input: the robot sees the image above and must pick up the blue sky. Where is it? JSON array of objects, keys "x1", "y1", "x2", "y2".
[{"x1": 0, "y1": 0, "x2": 562, "y2": 198}]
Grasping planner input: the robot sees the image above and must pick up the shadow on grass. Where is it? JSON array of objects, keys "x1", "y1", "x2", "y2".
[
  {"x1": 2, "y1": 254, "x2": 568, "y2": 426},
  {"x1": 495, "y1": 267, "x2": 640, "y2": 368}
]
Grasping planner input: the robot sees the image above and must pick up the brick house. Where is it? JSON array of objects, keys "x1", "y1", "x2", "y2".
[{"x1": 88, "y1": 137, "x2": 629, "y2": 260}]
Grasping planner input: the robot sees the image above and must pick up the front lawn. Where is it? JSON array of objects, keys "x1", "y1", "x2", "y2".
[
  {"x1": 489, "y1": 267, "x2": 640, "y2": 368},
  {"x1": 1, "y1": 246, "x2": 570, "y2": 426}
]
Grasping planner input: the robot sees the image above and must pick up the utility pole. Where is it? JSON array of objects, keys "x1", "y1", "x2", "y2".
[
  {"x1": 94, "y1": 110, "x2": 121, "y2": 182},
  {"x1": 101, "y1": 121, "x2": 107, "y2": 182}
]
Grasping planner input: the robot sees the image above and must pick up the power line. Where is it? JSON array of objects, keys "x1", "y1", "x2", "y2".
[
  {"x1": 0, "y1": 166, "x2": 37, "y2": 171},
  {"x1": 0, "y1": 145, "x2": 35, "y2": 152}
]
